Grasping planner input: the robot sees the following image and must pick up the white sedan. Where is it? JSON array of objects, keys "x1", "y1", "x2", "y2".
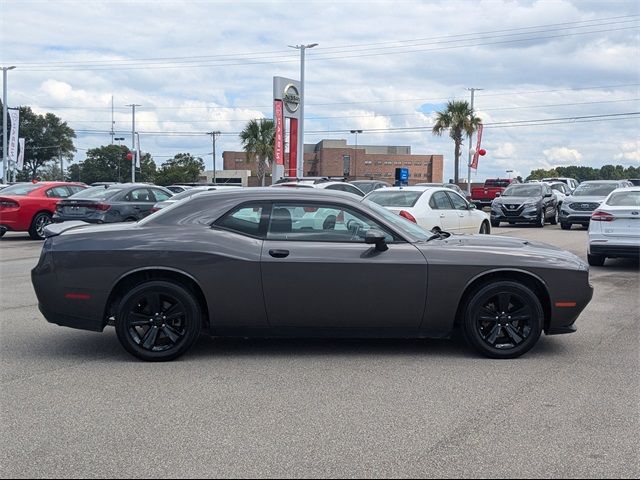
[
  {"x1": 365, "y1": 186, "x2": 491, "y2": 235},
  {"x1": 587, "y1": 186, "x2": 640, "y2": 266}
]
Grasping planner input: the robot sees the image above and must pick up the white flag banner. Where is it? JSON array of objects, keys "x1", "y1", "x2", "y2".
[
  {"x1": 135, "y1": 135, "x2": 141, "y2": 168},
  {"x1": 17, "y1": 138, "x2": 25, "y2": 170},
  {"x1": 7, "y1": 109, "x2": 20, "y2": 165}
]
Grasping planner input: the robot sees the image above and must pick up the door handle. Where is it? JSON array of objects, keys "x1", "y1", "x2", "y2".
[
  {"x1": 269, "y1": 249, "x2": 290, "y2": 258},
  {"x1": 440, "y1": 213, "x2": 446, "y2": 218}
]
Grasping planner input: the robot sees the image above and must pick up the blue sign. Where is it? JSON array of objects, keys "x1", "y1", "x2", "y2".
[{"x1": 395, "y1": 167, "x2": 409, "y2": 184}]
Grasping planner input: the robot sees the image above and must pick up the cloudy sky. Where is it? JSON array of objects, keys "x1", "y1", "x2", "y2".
[{"x1": 2, "y1": 0, "x2": 639, "y2": 181}]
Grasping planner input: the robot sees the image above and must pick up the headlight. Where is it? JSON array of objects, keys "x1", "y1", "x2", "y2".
[{"x1": 522, "y1": 203, "x2": 538, "y2": 209}]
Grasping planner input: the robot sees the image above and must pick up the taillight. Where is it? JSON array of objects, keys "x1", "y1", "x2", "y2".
[
  {"x1": 399, "y1": 210, "x2": 417, "y2": 223},
  {"x1": 591, "y1": 210, "x2": 614, "y2": 222},
  {"x1": 87, "y1": 203, "x2": 111, "y2": 211},
  {"x1": 0, "y1": 199, "x2": 19, "y2": 208}
]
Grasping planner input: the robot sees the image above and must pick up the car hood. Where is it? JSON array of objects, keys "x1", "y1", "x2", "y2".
[
  {"x1": 493, "y1": 196, "x2": 540, "y2": 205},
  {"x1": 416, "y1": 234, "x2": 587, "y2": 271},
  {"x1": 564, "y1": 195, "x2": 606, "y2": 204}
]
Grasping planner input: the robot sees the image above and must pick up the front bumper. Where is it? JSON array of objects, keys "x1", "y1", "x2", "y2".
[
  {"x1": 491, "y1": 208, "x2": 540, "y2": 223},
  {"x1": 559, "y1": 211, "x2": 593, "y2": 224}
]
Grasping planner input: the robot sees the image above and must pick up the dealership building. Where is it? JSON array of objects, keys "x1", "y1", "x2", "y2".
[{"x1": 222, "y1": 139, "x2": 444, "y2": 186}]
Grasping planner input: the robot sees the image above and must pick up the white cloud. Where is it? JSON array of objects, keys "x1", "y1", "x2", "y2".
[
  {"x1": 543, "y1": 147, "x2": 583, "y2": 165},
  {"x1": 614, "y1": 141, "x2": 640, "y2": 162}
]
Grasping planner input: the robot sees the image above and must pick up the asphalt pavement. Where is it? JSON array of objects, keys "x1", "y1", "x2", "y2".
[{"x1": 0, "y1": 225, "x2": 638, "y2": 478}]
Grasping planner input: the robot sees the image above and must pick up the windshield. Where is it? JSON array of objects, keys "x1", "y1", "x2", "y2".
[
  {"x1": 0, "y1": 183, "x2": 41, "y2": 195},
  {"x1": 485, "y1": 179, "x2": 511, "y2": 187},
  {"x1": 572, "y1": 183, "x2": 618, "y2": 197},
  {"x1": 70, "y1": 186, "x2": 125, "y2": 200},
  {"x1": 502, "y1": 185, "x2": 542, "y2": 197},
  {"x1": 351, "y1": 182, "x2": 376, "y2": 194},
  {"x1": 607, "y1": 191, "x2": 640, "y2": 206},
  {"x1": 362, "y1": 199, "x2": 430, "y2": 241},
  {"x1": 366, "y1": 190, "x2": 423, "y2": 207}
]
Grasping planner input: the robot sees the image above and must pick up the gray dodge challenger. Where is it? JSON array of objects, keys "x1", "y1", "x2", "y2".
[{"x1": 32, "y1": 188, "x2": 593, "y2": 361}]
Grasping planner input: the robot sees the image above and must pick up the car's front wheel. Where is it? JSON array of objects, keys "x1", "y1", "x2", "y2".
[
  {"x1": 561, "y1": 222, "x2": 571, "y2": 230},
  {"x1": 587, "y1": 253, "x2": 605, "y2": 266},
  {"x1": 462, "y1": 281, "x2": 544, "y2": 359},
  {"x1": 490, "y1": 219, "x2": 500, "y2": 228},
  {"x1": 115, "y1": 280, "x2": 202, "y2": 361},
  {"x1": 479, "y1": 221, "x2": 491, "y2": 234},
  {"x1": 550, "y1": 208, "x2": 558, "y2": 225},
  {"x1": 536, "y1": 212, "x2": 545, "y2": 228}
]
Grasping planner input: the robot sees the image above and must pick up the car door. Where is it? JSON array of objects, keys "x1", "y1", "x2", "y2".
[
  {"x1": 445, "y1": 191, "x2": 477, "y2": 234},
  {"x1": 427, "y1": 190, "x2": 460, "y2": 233},
  {"x1": 124, "y1": 188, "x2": 157, "y2": 219},
  {"x1": 260, "y1": 201, "x2": 428, "y2": 329},
  {"x1": 542, "y1": 184, "x2": 556, "y2": 217}
]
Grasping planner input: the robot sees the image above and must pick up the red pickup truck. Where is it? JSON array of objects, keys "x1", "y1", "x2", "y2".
[{"x1": 471, "y1": 178, "x2": 519, "y2": 208}]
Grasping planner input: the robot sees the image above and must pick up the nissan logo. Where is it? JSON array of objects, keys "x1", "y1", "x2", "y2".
[{"x1": 283, "y1": 84, "x2": 300, "y2": 114}]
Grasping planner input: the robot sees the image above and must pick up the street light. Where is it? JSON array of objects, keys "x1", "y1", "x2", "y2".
[
  {"x1": 506, "y1": 169, "x2": 514, "y2": 179},
  {"x1": 350, "y1": 130, "x2": 363, "y2": 180},
  {"x1": 289, "y1": 43, "x2": 318, "y2": 178},
  {"x1": 2, "y1": 66, "x2": 16, "y2": 184},
  {"x1": 115, "y1": 137, "x2": 125, "y2": 182}
]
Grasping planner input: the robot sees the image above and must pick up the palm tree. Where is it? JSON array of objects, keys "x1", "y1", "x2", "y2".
[
  {"x1": 432, "y1": 100, "x2": 482, "y2": 184},
  {"x1": 239, "y1": 119, "x2": 275, "y2": 186}
]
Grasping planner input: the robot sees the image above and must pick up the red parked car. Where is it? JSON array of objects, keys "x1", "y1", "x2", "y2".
[{"x1": 0, "y1": 181, "x2": 87, "y2": 240}]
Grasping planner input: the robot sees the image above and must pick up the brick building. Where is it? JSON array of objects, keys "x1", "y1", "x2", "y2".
[{"x1": 223, "y1": 139, "x2": 444, "y2": 186}]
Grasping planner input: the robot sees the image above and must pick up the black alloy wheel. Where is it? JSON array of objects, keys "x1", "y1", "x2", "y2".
[
  {"x1": 462, "y1": 281, "x2": 543, "y2": 359},
  {"x1": 479, "y1": 221, "x2": 491, "y2": 234},
  {"x1": 536, "y1": 211, "x2": 545, "y2": 228},
  {"x1": 115, "y1": 281, "x2": 202, "y2": 361},
  {"x1": 29, "y1": 212, "x2": 52, "y2": 240}
]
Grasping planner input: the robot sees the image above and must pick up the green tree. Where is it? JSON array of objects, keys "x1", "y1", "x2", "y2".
[
  {"x1": 239, "y1": 119, "x2": 275, "y2": 186},
  {"x1": 154, "y1": 153, "x2": 204, "y2": 186},
  {"x1": 432, "y1": 101, "x2": 482, "y2": 184},
  {"x1": 0, "y1": 105, "x2": 76, "y2": 181},
  {"x1": 78, "y1": 145, "x2": 156, "y2": 185}
]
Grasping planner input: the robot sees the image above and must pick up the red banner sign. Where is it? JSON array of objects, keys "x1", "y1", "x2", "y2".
[
  {"x1": 471, "y1": 123, "x2": 483, "y2": 170},
  {"x1": 274, "y1": 100, "x2": 284, "y2": 165}
]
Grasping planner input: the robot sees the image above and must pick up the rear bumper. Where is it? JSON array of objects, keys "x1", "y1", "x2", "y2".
[
  {"x1": 38, "y1": 303, "x2": 106, "y2": 332},
  {"x1": 53, "y1": 212, "x2": 107, "y2": 224},
  {"x1": 589, "y1": 244, "x2": 640, "y2": 258}
]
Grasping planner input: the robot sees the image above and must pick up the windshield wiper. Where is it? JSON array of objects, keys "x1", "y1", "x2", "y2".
[{"x1": 425, "y1": 230, "x2": 451, "y2": 242}]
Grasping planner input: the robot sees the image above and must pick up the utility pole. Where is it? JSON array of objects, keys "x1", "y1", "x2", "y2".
[
  {"x1": 127, "y1": 104, "x2": 141, "y2": 182},
  {"x1": 59, "y1": 148, "x2": 64, "y2": 181},
  {"x1": 466, "y1": 88, "x2": 483, "y2": 195},
  {"x1": 2, "y1": 66, "x2": 16, "y2": 184},
  {"x1": 350, "y1": 129, "x2": 362, "y2": 180},
  {"x1": 110, "y1": 96, "x2": 114, "y2": 145},
  {"x1": 208, "y1": 131, "x2": 220, "y2": 184},
  {"x1": 289, "y1": 43, "x2": 318, "y2": 178}
]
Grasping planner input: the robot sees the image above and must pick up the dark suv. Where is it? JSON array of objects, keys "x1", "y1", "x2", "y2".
[{"x1": 490, "y1": 183, "x2": 557, "y2": 228}]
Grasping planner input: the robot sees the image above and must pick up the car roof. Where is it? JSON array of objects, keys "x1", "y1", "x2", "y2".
[
  {"x1": 579, "y1": 180, "x2": 625, "y2": 184},
  {"x1": 369, "y1": 186, "x2": 445, "y2": 192}
]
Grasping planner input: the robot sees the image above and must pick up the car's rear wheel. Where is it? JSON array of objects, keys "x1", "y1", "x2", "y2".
[
  {"x1": 28, "y1": 212, "x2": 52, "y2": 240},
  {"x1": 462, "y1": 281, "x2": 543, "y2": 359},
  {"x1": 587, "y1": 253, "x2": 606, "y2": 266},
  {"x1": 479, "y1": 221, "x2": 490, "y2": 234},
  {"x1": 115, "y1": 281, "x2": 202, "y2": 361},
  {"x1": 560, "y1": 222, "x2": 571, "y2": 230}
]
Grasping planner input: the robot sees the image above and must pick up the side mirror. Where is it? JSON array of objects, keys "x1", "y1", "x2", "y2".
[
  {"x1": 495, "y1": 192, "x2": 501, "y2": 197},
  {"x1": 468, "y1": 203, "x2": 476, "y2": 210},
  {"x1": 365, "y1": 229, "x2": 389, "y2": 252}
]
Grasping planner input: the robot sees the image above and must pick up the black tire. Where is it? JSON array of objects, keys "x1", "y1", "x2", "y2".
[
  {"x1": 490, "y1": 219, "x2": 500, "y2": 228},
  {"x1": 462, "y1": 281, "x2": 544, "y2": 359},
  {"x1": 28, "y1": 212, "x2": 52, "y2": 240},
  {"x1": 536, "y1": 212, "x2": 545, "y2": 228},
  {"x1": 588, "y1": 253, "x2": 605, "y2": 267},
  {"x1": 550, "y1": 208, "x2": 558, "y2": 225},
  {"x1": 561, "y1": 222, "x2": 571, "y2": 230},
  {"x1": 479, "y1": 221, "x2": 491, "y2": 234},
  {"x1": 115, "y1": 280, "x2": 202, "y2": 361},
  {"x1": 0, "y1": 230, "x2": 5, "y2": 238}
]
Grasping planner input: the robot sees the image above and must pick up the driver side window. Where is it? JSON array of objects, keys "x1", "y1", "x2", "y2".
[{"x1": 267, "y1": 203, "x2": 394, "y2": 243}]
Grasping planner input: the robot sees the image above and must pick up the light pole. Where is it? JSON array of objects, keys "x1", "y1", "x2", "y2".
[
  {"x1": 2, "y1": 66, "x2": 16, "y2": 184},
  {"x1": 350, "y1": 129, "x2": 362, "y2": 180},
  {"x1": 506, "y1": 169, "x2": 514, "y2": 179},
  {"x1": 208, "y1": 131, "x2": 220, "y2": 184},
  {"x1": 466, "y1": 87, "x2": 483, "y2": 195},
  {"x1": 289, "y1": 43, "x2": 318, "y2": 178},
  {"x1": 115, "y1": 137, "x2": 125, "y2": 182},
  {"x1": 126, "y1": 104, "x2": 141, "y2": 182}
]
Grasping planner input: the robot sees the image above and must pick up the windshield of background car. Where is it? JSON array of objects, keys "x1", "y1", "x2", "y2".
[
  {"x1": 572, "y1": 183, "x2": 619, "y2": 197},
  {"x1": 351, "y1": 182, "x2": 375, "y2": 194},
  {"x1": 362, "y1": 200, "x2": 431, "y2": 241},
  {"x1": 607, "y1": 191, "x2": 640, "y2": 206},
  {"x1": 502, "y1": 185, "x2": 542, "y2": 197},
  {"x1": 366, "y1": 190, "x2": 423, "y2": 207},
  {"x1": 0, "y1": 183, "x2": 42, "y2": 195},
  {"x1": 485, "y1": 180, "x2": 511, "y2": 187},
  {"x1": 69, "y1": 186, "x2": 125, "y2": 200}
]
